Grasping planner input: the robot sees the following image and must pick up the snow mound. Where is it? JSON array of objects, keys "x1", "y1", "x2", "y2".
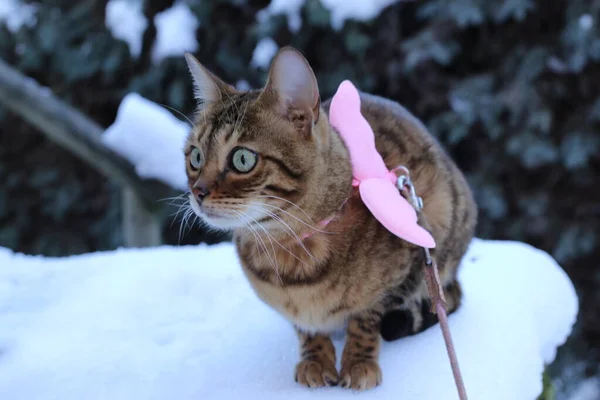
[
  {"x1": 102, "y1": 93, "x2": 189, "y2": 191},
  {"x1": 105, "y1": 0, "x2": 148, "y2": 58},
  {"x1": 0, "y1": 239, "x2": 578, "y2": 400},
  {"x1": 152, "y1": 2, "x2": 199, "y2": 64}
]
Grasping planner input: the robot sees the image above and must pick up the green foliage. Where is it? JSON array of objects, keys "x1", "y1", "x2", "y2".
[
  {"x1": 0, "y1": 0, "x2": 597, "y2": 251},
  {"x1": 538, "y1": 370, "x2": 556, "y2": 400}
]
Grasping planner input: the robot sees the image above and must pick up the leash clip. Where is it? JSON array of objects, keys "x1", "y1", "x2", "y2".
[
  {"x1": 395, "y1": 166, "x2": 430, "y2": 265},
  {"x1": 395, "y1": 166, "x2": 424, "y2": 212}
]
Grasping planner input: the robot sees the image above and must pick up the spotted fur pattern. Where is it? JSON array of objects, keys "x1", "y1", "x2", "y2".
[{"x1": 183, "y1": 47, "x2": 477, "y2": 391}]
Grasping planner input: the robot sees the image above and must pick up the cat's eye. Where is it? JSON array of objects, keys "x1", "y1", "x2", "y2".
[
  {"x1": 190, "y1": 147, "x2": 202, "y2": 170},
  {"x1": 230, "y1": 147, "x2": 257, "y2": 173}
]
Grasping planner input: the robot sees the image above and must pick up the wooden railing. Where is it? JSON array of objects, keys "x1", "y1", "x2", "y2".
[{"x1": 0, "y1": 58, "x2": 176, "y2": 248}]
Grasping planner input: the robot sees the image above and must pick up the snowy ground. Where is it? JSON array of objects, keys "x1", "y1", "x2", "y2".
[{"x1": 0, "y1": 239, "x2": 578, "y2": 400}]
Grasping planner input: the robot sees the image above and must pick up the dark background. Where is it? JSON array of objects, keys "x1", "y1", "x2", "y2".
[{"x1": 0, "y1": 0, "x2": 598, "y2": 397}]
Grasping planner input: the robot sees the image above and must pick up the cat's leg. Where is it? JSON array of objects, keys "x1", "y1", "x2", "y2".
[
  {"x1": 380, "y1": 278, "x2": 463, "y2": 341},
  {"x1": 294, "y1": 329, "x2": 339, "y2": 388},
  {"x1": 340, "y1": 310, "x2": 383, "y2": 390}
]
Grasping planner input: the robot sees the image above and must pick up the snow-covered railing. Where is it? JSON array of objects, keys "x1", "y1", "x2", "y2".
[{"x1": 0, "y1": 59, "x2": 174, "y2": 248}]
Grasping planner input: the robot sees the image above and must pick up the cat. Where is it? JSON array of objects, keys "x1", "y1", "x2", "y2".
[{"x1": 183, "y1": 47, "x2": 477, "y2": 391}]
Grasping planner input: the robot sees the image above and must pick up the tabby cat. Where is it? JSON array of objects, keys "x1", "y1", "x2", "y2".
[{"x1": 183, "y1": 47, "x2": 477, "y2": 391}]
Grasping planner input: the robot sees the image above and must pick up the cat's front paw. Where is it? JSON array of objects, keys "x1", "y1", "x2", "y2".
[
  {"x1": 339, "y1": 360, "x2": 382, "y2": 391},
  {"x1": 294, "y1": 359, "x2": 339, "y2": 388}
]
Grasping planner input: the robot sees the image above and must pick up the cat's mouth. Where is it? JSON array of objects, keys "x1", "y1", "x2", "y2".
[{"x1": 188, "y1": 193, "x2": 250, "y2": 230}]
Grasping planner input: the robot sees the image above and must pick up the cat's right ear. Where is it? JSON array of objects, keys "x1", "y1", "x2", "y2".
[
  {"x1": 260, "y1": 47, "x2": 320, "y2": 136},
  {"x1": 184, "y1": 53, "x2": 235, "y2": 109}
]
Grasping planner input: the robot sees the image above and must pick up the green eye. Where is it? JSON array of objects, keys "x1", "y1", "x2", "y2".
[
  {"x1": 230, "y1": 147, "x2": 257, "y2": 173},
  {"x1": 190, "y1": 147, "x2": 202, "y2": 170}
]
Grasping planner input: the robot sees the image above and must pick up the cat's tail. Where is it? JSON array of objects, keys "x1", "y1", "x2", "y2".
[{"x1": 380, "y1": 279, "x2": 462, "y2": 341}]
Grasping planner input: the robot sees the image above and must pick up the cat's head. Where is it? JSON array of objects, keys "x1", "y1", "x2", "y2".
[{"x1": 184, "y1": 47, "x2": 343, "y2": 231}]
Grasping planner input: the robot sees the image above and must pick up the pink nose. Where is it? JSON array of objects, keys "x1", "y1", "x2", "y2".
[{"x1": 192, "y1": 180, "x2": 210, "y2": 203}]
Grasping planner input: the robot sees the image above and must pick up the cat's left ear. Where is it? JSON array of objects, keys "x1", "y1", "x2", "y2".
[
  {"x1": 261, "y1": 47, "x2": 320, "y2": 134},
  {"x1": 185, "y1": 53, "x2": 236, "y2": 110}
]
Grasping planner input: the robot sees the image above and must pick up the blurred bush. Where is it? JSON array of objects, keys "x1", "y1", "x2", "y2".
[{"x1": 0, "y1": 0, "x2": 599, "y2": 390}]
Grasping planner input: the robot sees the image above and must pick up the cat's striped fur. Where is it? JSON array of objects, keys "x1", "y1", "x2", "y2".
[{"x1": 184, "y1": 47, "x2": 477, "y2": 390}]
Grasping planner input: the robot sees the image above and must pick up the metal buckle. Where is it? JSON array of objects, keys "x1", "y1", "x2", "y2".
[{"x1": 395, "y1": 166, "x2": 431, "y2": 265}]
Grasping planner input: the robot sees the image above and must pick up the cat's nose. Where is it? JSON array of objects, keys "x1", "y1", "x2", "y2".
[{"x1": 192, "y1": 180, "x2": 210, "y2": 203}]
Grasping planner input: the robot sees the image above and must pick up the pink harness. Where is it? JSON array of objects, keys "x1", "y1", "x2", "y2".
[
  {"x1": 303, "y1": 81, "x2": 436, "y2": 249},
  {"x1": 303, "y1": 82, "x2": 469, "y2": 399}
]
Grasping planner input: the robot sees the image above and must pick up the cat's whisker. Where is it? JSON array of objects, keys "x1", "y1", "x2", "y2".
[
  {"x1": 169, "y1": 195, "x2": 192, "y2": 225},
  {"x1": 158, "y1": 192, "x2": 190, "y2": 203},
  {"x1": 240, "y1": 207, "x2": 309, "y2": 265},
  {"x1": 255, "y1": 195, "x2": 315, "y2": 222},
  {"x1": 185, "y1": 212, "x2": 201, "y2": 236},
  {"x1": 179, "y1": 207, "x2": 198, "y2": 243},
  {"x1": 170, "y1": 201, "x2": 190, "y2": 229},
  {"x1": 166, "y1": 197, "x2": 191, "y2": 210},
  {"x1": 191, "y1": 214, "x2": 202, "y2": 234},
  {"x1": 268, "y1": 213, "x2": 316, "y2": 262},
  {"x1": 165, "y1": 198, "x2": 188, "y2": 205},
  {"x1": 184, "y1": 207, "x2": 195, "y2": 231},
  {"x1": 233, "y1": 211, "x2": 268, "y2": 259},
  {"x1": 245, "y1": 204, "x2": 315, "y2": 262},
  {"x1": 234, "y1": 211, "x2": 283, "y2": 285},
  {"x1": 239, "y1": 220, "x2": 264, "y2": 260},
  {"x1": 161, "y1": 193, "x2": 191, "y2": 217},
  {"x1": 177, "y1": 208, "x2": 191, "y2": 244},
  {"x1": 157, "y1": 103, "x2": 194, "y2": 126},
  {"x1": 249, "y1": 226, "x2": 286, "y2": 286},
  {"x1": 167, "y1": 202, "x2": 189, "y2": 211},
  {"x1": 249, "y1": 202, "x2": 334, "y2": 235}
]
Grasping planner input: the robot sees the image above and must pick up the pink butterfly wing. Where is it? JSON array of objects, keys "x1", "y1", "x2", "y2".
[
  {"x1": 329, "y1": 80, "x2": 389, "y2": 181},
  {"x1": 359, "y1": 178, "x2": 436, "y2": 248}
]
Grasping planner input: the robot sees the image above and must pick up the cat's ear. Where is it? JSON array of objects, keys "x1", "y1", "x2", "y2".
[
  {"x1": 185, "y1": 53, "x2": 236, "y2": 108},
  {"x1": 261, "y1": 47, "x2": 320, "y2": 134}
]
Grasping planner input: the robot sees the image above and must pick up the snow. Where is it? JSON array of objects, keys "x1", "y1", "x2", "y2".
[
  {"x1": 579, "y1": 14, "x2": 594, "y2": 31},
  {"x1": 102, "y1": 93, "x2": 189, "y2": 191},
  {"x1": 105, "y1": 0, "x2": 148, "y2": 58},
  {"x1": 251, "y1": 38, "x2": 279, "y2": 69},
  {"x1": 152, "y1": 2, "x2": 199, "y2": 64},
  {"x1": 0, "y1": 0, "x2": 37, "y2": 33},
  {"x1": 258, "y1": 0, "x2": 305, "y2": 33},
  {"x1": 321, "y1": 0, "x2": 403, "y2": 30},
  {"x1": 236, "y1": 80, "x2": 252, "y2": 91},
  {"x1": 0, "y1": 239, "x2": 578, "y2": 400},
  {"x1": 569, "y1": 378, "x2": 600, "y2": 400},
  {"x1": 258, "y1": 0, "x2": 406, "y2": 31}
]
